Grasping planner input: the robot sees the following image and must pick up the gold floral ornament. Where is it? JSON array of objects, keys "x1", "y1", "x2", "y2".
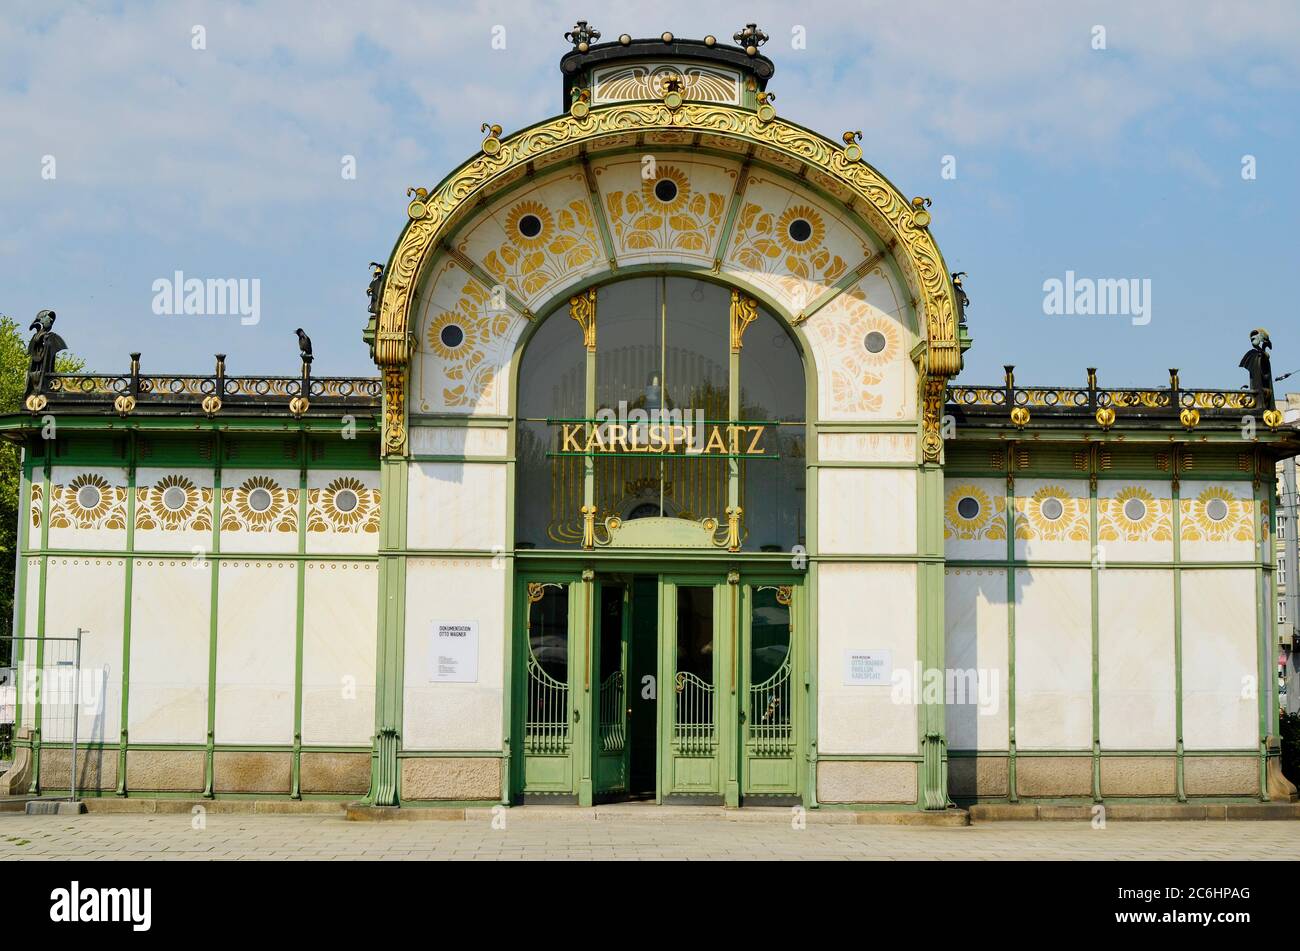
[
  {"x1": 221, "y1": 475, "x2": 297, "y2": 533},
  {"x1": 483, "y1": 194, "x2": 601, "y2": 298},
  {"x1": 135, "y1": 474, "x2": 212, "y2": 532},
  {"x1": 1014, "y1": 485, "x2": 1089, "y2": 543},
  {"x1": 371, "y1": 101, "x2": 965, "y2": 459},
  {"x1": 604, "y1": 164, "x2": 726, "y2": 254},
  {"x1": 426, "y1": 278, "x2": 510, "y2": 409},
  {"x1": 1179, "y1": 485, "x2": 1253, "y2": 544},
  {"x1": 308, "y1": 476, "x2": 380, "y2": 533},
  {"x1": 50, "y1": 473, "x2": 127, "y2": 531},
  {"x1": 944, "y1": 484, "x2": 1005, "y2": 541},
  {"x1": 732, "y1": 201, "x2": 846, "y2": 286},
  {"x1": 29, "y1": 483, "x2": 42, "y2": 528},
  {"x1": 812, "y1": 288, "x2": 898, "y2": 415},
  {"x1": 1099, "y1": 485, "x2": 1172, "y2": 543}
]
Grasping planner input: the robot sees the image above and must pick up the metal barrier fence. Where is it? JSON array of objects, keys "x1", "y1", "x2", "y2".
[{"x1": 1, "y1": 631, "x2": 84, "y2": 802}]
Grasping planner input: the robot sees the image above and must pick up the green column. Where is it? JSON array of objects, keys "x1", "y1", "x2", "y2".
[
  {"x1": 371, "y1": 454, "x2": 408, "y2": 805},
  {"x1": 917, "y1": 462, "x2": 948, "y2": 809}
]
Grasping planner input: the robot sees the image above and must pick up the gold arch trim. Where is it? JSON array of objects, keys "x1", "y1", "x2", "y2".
[{"x1": 375, "y1": 101, "x2": 962, "y2": 456}]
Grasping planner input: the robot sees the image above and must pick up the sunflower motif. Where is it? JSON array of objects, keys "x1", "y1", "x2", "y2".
[
  {"x1": 428, "y1": 310, "x2": 481, "y2": 361},
  {"x1": 641, "y1": 165, "x2": 691, "y2": 215},
  {"x1": 144, "y1": 474, "x2": 205, "y2": 530},
  {"x1": 858, "y1": 316, "x2": 901, "y2": 367},
  {"x1": 229, "y1": 475, "x2": 291, "y2": 531},
  {"x1": 1100, "y1": 485, "x2": 1170, "y2": 542},
  {"x1": 1183, "y1": 485, "x2": 1252, "y2": 543},
  {"x1": 57, "y1": 473, "x2": 125, "y2": 529},
  {"x1": 945, "y1": 484, "x2": 997, "y2": 540},
  {"x1": 776, "y1": 205, "x2": 825, "y2": 256},
  {"x1": 1018, "y1": 485, "x2": 1088, "y2": 542},
  {"x1": 316, "y1": 476, "x2": 378, "y2": 532},
  {"x1": 503, "y1": 200, "x2": 554, "y2": 251}
]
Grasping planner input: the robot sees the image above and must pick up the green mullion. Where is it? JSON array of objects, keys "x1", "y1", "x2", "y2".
[
  {"x1": 1254, "y1": 457, "x2": 1269, "y2": 800},
  {"x1": 12, "y1": 447, "x2": 33, "y2": 736},
  {"x1": 711, "y1": 153, "x2": 752, "y2": 272},
  {"x1": 203, "y1": 432, "x2": 222, "y2": 798},
  {"x1": 1005, "y1": 458, "x2": 1018, "y2": 802},
  {"x1": 1172, "y1": 448, "x2": 1186, "y2": 801},
  {"x1": 371, "y1": 454, "x2": 409, "y2": 806},
  {"x1": 917, "y1": 462, "x2": 947, "y2": 809},
  {"x1": 291, "y1": 432, "x2": 308, "y2": 799},
  {"x1": 580, "y1": 152, "x2": 619, "y2": 272},
  {"x1": 116, "y1": 432, "x2": 138, "y2": 795},
  {"x1": 33, "y1": 450, "x2": 51, "y2": 792},
  {"x1": 1088, "y1": 450, "x2": 1101, "y2": 802},
  {"x1": 501, "y1": 418, "x2": 517, "y2": 805}
]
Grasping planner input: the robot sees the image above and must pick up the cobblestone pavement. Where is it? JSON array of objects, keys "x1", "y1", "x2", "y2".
[{"x1": 1, "y1": 811, "x2": 1297, "y2": 860}]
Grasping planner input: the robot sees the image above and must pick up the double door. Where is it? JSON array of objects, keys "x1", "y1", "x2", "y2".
[{"x1": 513, "y1": 570, "x2": 802, "y2": 805}]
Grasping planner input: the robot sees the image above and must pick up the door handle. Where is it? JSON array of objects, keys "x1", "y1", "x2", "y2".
[
  {"x1": 572, "y1": 708, "x2": 581, "y2": 723},
  {"x1": 739, "y1": 710, "x2": 747, "y2": 724}
]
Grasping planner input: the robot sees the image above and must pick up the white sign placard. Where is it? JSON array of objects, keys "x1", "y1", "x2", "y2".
[
  {"x1": 843, "y1": 650, "x2": 892, "y2": 686},
  {"x1": 0, "y1": 667, "x2": 14, "y2": 724},
  {"x1": 431, "y1": 621, "x2": 479, "y2": 683}
]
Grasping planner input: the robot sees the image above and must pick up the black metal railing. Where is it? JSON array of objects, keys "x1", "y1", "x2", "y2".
[
  {"x1": 947, "y1": 366, "x2": 1262, "y2": 421},
  {"x1": 31, "y1": 352, "x2": 381, "y2": 416}
]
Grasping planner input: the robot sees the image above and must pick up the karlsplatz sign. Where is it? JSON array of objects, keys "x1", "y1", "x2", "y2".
[{"x1": 552, "y1": 420, "x2": 771, "y2": 457}]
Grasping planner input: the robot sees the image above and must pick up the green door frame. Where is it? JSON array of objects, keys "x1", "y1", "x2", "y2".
[{"x1": 512, "y1": 560, "x2": 806, "y2": 807}]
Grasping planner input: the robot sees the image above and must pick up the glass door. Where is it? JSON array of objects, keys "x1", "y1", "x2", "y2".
[
  {"x1": 514, "y1": 576, "x2": 577, "y2": 800},
  {"x1": 741, "y1": 583, "x2": 802, "y2": 801},
  {"x1": 659, "y1": 577, "x2": 730, "y2": 803},
  {"x1": 592, "y1": 580, "x2": 630, "y2": 799}
]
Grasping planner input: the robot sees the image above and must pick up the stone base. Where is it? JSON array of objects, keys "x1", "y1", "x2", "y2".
[
  {"x1": 970, "y1": 802, "x2": 1300, "y2": 821},
  {"x1": 816, "y1": 761, "x2": 918, "y2": 804},
  {"x1": 213, "y1": 751, "x2": 292, "y2": 794},
  {"x1": 400, "y1": 757, "x2": 502, "y2": 801},
  {"x1": 126, "y1": 750, "x2": 205, "y2": 792},
  {"x1": 1099, "y1": 756, "x2": 1177, "y2": 797},
  {"x1": 300, "y1": 752, "x2": 371, "y2": 795},
  {"x1": 1015, "y1": 756, "x2": 1092, "y2": 798},
  {"x1": 25, "y1": 800, "x2": 87, "y2": 815},
  {"x1": 0, "y1": 730, "x2": 33, "y2": 796},
  {"x1": 948, "y1": 756, "x2": 1008, "y2": 799},
  {"x1": 1183, "y1": 756, "x2": 1259, "y2": 797},
  {"x1": 36, "y1": 747, "x2": 118, "y2": 793}
]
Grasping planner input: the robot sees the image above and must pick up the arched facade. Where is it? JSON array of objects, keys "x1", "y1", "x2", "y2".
[
  {"x1": 4, "y1": 27, "x2": 1294, "y2": 813},
  {"x1": 369, "y1": 60, "x2": 958, "y2": 808}
]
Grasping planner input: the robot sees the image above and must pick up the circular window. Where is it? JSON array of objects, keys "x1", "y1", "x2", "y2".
[
  {"x1": 161, "y1": 486, "x2": 188, "y2": 512},
  {"x1": 1040, "y1": 497, "x2": 1065, "y2": 521},
  {"x1": 864, "y1": 331, "x2": 887, "y2": 354},
  {"x1": 76, "y1": 485, "x2": 102, "y2": 510},
  {"x1": 1205, "y1": 498, "x2": 1229, "y2": 522},
  {"x1": 439, "y1": 324, "x2": 465, "y2": 349},
  {"x1": 1123, "y1": 498, "x2": 1147, "y2": 522},
  {"x1": 653, "y1": 178, "x2": 678, "y2": 203},
  {"x1": 334, "y1": 489, "x2": 359, "y2": 514},
  {"x1": 787, "y1": 218, "x2": 813, "y2": 243},
  {"x1": 956, "y1": 496, "x2": 981, "y2": 520},
  {"x1": 247, "y1": 487, "x2": 274, "y2": 513},
  {"x1": 517, "y1": 214, "x2": 542, "y2": 238}
]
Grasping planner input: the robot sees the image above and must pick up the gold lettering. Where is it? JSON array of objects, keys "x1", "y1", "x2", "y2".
[
  {"x1": 561, "y1": 424, "x2": 583, "y2": 453},
  {"x1": 704, "y1": 425, "x2": 728, "y2": 455},
  {"x1": 746, "y1": 425, "x2": 765, "y2": 455},
  {"x1": 648, "y1": 424, "x2": 667, "y2": 453}
]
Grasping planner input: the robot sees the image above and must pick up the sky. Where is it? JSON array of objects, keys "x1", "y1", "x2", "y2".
[{"x1": 2, "y1": 0, "x2": 1299, "y2": 393}]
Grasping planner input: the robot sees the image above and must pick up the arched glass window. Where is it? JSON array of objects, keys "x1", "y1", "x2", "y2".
[{"x1": 515, "y1": 276, "x2": 805, "y2": 552}]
